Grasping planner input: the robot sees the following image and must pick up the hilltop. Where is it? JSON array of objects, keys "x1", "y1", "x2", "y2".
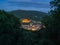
[{"x1": 10, "y1": 10, "x2": 48, "y2": 21}]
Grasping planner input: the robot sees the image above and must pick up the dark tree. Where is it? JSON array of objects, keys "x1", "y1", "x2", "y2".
[
  {"x1": 49, "y1": 0, "x2": 60, "y2": 45},
  {"x1": 0, "y1": 10, "x2": 20, "y2": 45}
]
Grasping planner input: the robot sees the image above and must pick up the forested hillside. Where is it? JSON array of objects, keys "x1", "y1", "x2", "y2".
[{"x1": 10, "y1": 10, "x2": 48, "y2": 21}]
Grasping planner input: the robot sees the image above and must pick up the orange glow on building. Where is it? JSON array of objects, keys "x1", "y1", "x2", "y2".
[
  {"x1": 22, "y1": 19, "x2": 31, "y2": 23},
  {"x1": 21, "y1": 18, "x2": 46, "y2": 31}
]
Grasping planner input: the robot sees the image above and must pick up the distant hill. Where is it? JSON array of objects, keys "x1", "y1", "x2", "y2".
[{"x1": 10, "y1": 10, "x2": 48, "y2": 21}]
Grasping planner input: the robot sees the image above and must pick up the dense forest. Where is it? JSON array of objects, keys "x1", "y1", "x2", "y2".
[{"x1": 0, "y1": 0, "x2": 60, "y2": 45}]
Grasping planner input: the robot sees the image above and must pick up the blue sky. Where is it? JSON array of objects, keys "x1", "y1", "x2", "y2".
[{"x1": 0, "y1": 0, "x2": 51, "y2": 12}]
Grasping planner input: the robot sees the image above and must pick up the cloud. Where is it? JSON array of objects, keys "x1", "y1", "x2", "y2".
[
  {"x1": 1, "y1": 5, "x2": 50, "y2": 13},
  {"x1": 7, "y1": 0, "x2": 50, "y2": 3},
  {"x1": 7, "y1": 0, "x2": 50, "y2": 8},
  {"x1": 0, "y1": 0, "x2": 50, "y2": 12},
  {"x1": 7, "y1": 0, "x2": 31, "y2": 2},
  {"x1": 8, "y1": 1, "x2": 50, "y2": 8}
]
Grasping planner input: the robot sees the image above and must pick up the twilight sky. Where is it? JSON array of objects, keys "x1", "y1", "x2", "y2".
[{"x1": 0, "y1": 0, "x2": 51, "y2": 12}]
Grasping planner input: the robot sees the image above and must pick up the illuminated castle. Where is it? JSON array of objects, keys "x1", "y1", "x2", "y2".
[
  {"x1": 21, "y1": 19, "x2": 31, "y2": 23},
  {"x1": 20, "y1": 18, "x2": 46, "y2": 31}
]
